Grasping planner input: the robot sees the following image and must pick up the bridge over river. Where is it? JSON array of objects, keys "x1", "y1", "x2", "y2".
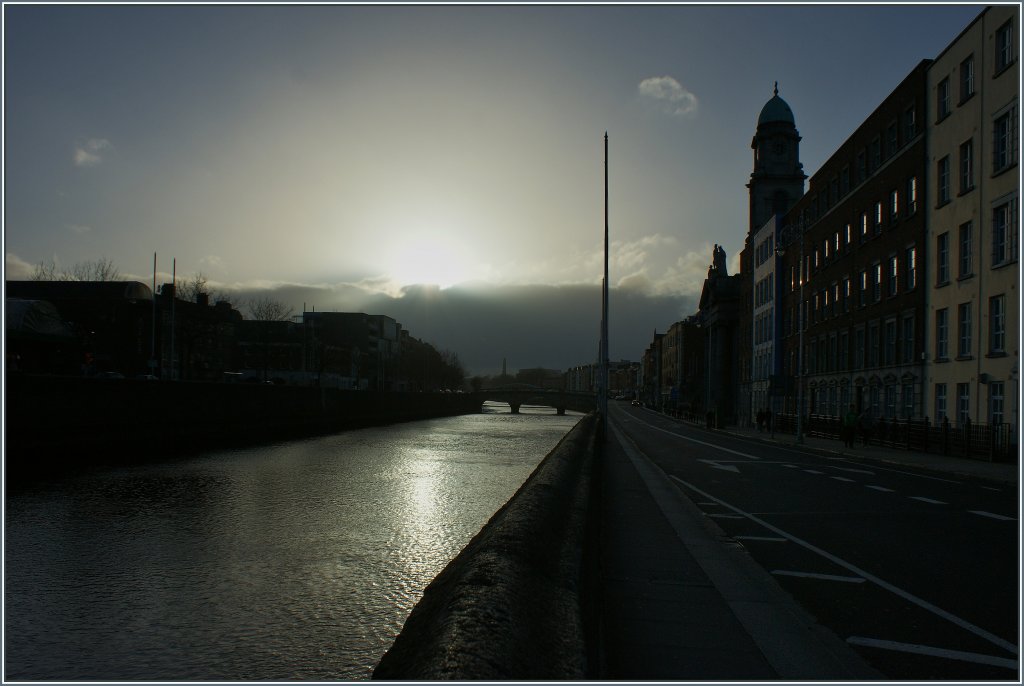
[{"x1": 472, "y1": 389, "x2": 596, "y2": 415}]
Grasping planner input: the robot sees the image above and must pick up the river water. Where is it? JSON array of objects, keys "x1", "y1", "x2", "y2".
[{"x1": 4, "y1": 403, "x2": 581, "y2": 681}]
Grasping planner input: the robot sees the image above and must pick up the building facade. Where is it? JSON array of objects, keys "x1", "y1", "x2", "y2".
[
  {"x1": 778, "y1": 61, "x2": 931, "y2": 421},
  {"x1": 926, "y1": 6, "x2": 1019, "y2": 431}
]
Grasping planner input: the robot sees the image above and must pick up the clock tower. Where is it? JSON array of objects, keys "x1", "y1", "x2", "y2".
[{"x1": 747, "y1": 83, "x2": 805, "y2": 232}]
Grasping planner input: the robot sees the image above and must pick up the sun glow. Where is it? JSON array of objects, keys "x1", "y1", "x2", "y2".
[{"x1": 386, "y1": 237, "x2": 482, "y2": 289}]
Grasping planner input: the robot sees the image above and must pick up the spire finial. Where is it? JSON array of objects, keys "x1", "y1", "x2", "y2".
[{"x1": 773, "y1": 81, "x2": 778, "y2": 96}]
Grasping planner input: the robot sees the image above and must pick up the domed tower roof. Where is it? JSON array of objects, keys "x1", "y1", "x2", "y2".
[{"x1": 757, "y1": 82, "x2": 795, "y2": 127}]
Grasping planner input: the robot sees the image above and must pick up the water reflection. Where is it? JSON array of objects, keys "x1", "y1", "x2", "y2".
[{"x1": 5, "y1": 404, "x2": 580, "y2": 680}]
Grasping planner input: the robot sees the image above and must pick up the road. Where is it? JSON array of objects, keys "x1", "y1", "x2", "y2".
[{"x1": 610, "y1": 402, "x2": 1019, "y2": 680}]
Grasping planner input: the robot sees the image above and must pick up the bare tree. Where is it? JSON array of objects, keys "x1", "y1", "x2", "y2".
[
  {"x1": 245, "y1": 296, "x2": 295, "y2": 382},
  {"x1": 246, "y1": 296, "x2": 295, "y2": 322},
  {"x1": 31, "y1": 257, "x2": 121, "y2": 282}
]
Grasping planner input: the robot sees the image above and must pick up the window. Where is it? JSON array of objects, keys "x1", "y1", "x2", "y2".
[
  {"x1": 938, "y1": 156, "x2": 951, "y2": 204},
  {"x1": 993, "y1": 107, "x2": 1017, "y2": 174},
  {"x1": 907, "y1": 176, "x2": 918, "y2": 214},
  {"x1": 869, "y1": 322, "x2": 880, "y2": 366},
  {"x1": 989, "y1": 294, "x2": 1006, "y2": 354},
  {"x1": 989, "y1": 382, "x2": 1005, "y2": 425},
  {"x1": 960, "y1": 55, "x2": 975, "y2": 102},
  {"x1": 902, "y1": 383, "x2": 914, "y2": 418},
  {"x1": 935, "y1": 383, "x2": 947, "y2": 421},
  {"x1": 872, "y1": 262, "x2": 882, "y2": 302},
  {"x1": 906, "y1": 245, "x2": 917, "y2": 290},
  {"x1": 904, "y1": 105, "x2": 917, "y2": 141},
  {"x1": 885, "y1": 385, "x2": 898, "y2": 418},
  {"x1": 843, "y1": 277, "x2": 851, "y2": 312},
  {"x1": 959, "y1": 139, "x2": 974, "y2": 193},
  {"x1": 884, "y1": 319, "x2": 897, "y2": 365},
  {"x1": 992, "y1": 198, "x2": 1018, "y2": 266},
  {"x1": 857, "y1": 150, "x2": 867, "y2": 183},
  {"x1": 844, "y1": 223, "x2": 852, "y2": 248},
  {"x1": 839, "y1": 331, "x2": 849, "y2": 370},
  {"x1": 855, "y1": 327, "x2": 866, "y2": 369},
  {"x1": 860, "y1": 212, "x2": 869, "y2": 241},
  {"x1": 871, "y1": 136, "x2": 882, "y2": 171},
  {"x1": 997, "y1": 20, "x2": 1014, "y2": 72},
  {"x1": 957, "y1": 382, "x2": 970, "y2": 426},
  {"x1": 958, "y1": 302, "x2": 972, "y2": 358},
  {"x1": 902, "y1": 313, "x2": 915, "y2": 364},
  {"x1": 874, "y1": 201, "x2": 883, "y2": 233},
  {"x1": 890, "y1": 189, "x2": 899, "y2": 222},
  {"x1": 841, "y1": 166, "x2": 850, "y2": 195},
  {"x1": 859, "y1": 269, "x2": 868, "y2": 306},
  {"x1": 937, "y1": 77, "x2": 951, "y2": 120},
  {"x1": 888, "y1": 255, "x2": 899, "y2": 297},
  {"x1": 959, "y1": 222, "x2": 973, "y2": 277},
  {"x1": 936, "y1": 308, "x2": 949, "y2": 360},
  {"x1": 887, "y1": 122, "x2": 898, "y2": 158},
  {"x1": 937, "y1": 232, "x2": 950, "y2": 284}
]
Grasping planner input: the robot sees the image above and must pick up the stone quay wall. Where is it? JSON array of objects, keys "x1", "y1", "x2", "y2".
[{"x1": 372, "y1": 411, "x2": 602, "y2": 680}]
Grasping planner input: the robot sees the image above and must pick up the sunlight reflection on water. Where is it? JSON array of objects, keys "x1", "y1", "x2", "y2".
[{"x1": 5, "y1": 404, "x2": 581, "y2": 680}]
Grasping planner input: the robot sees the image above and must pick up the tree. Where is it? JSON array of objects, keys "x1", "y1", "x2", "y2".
[
  {"x1": 245, "y1": 296, "x2": 295, "y2": 381},
  {"x1": 32, "y1": 257, "x2": 121, "y2": 282}
]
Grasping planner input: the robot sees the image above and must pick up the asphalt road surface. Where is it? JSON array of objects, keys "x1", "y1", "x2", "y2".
[{"x1": 611, "y1": 402, "x2": 1019, "y2": 680}]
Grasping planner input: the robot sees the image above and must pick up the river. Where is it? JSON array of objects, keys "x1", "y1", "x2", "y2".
[{"x1": 4, "y1": 403, "x2": 582, "y2": 681}]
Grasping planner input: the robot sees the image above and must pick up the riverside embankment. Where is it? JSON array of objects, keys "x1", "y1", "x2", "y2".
[
  {"x1": 372, "y1": 411, "x2": 602, "y2": 680},
  {"x1": 6, "y1": 374, "x2": 482, "y2": 474}
]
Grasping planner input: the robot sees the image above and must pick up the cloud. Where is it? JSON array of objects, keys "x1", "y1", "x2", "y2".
[
  {"x1": 638, "y1": 76, "x2": 698, "y2": 117},
  {"x1": 5, "y1": 252, "x2": 36, "y2": 280},
  {"x1": 73, "y1": 138, "x2": 112, "y2": 167}
]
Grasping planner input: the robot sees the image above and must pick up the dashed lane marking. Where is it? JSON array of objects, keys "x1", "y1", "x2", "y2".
[
  {"x1": 909, "y1": 496, "x2": 948, "y2": 505},
  {"x1": 668, "y1": 474, "x2": 1019, "y2": 656},
  {"x1": 865, "y1": 485, "x2": 895, "y2": 492},
  {"x1": 846, "y1": 637, "x2": 1018, "y2": 671},
  {"x1": 735, "y1": 535, "x2": 787, "y2": 542},
  {"x1": 830, "y1": 476, "x2": 856, "y2": 482},
  {"x1": 707, "y1": 513, "x2": 745, "y2": 519},
  {"x1": 832, "y1": 466, "x2": 875, "y2": 475},
  {"x1": 969, "y1": 510, "x2": 1017, "y2": 521},
  {"x1": 772, "y1": 570, "x2": 866, "y2": 584}
]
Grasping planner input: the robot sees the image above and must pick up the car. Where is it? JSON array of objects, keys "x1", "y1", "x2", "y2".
[{"x1": 631, "y1": 399, "x2": 640, "y2": 406}]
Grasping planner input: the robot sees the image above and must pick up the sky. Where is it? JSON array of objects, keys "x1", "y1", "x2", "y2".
[{"x1": 3, "y1": 3, "x2": 986, "y2": 374}]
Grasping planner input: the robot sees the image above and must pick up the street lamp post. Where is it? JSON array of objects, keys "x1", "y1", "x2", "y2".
[{"x1": 778, "y1": 219, "x2": 806, "y2": 445}]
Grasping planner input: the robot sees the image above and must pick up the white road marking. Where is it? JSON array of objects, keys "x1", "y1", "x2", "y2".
[
  {"x1": 735, "y1": 535, "x2": 788, "y2": 542},
  {"x1": 832, "y1": 467, "x2": 875, "y2": 475},
  {"x1": 707, "y1": 513, "x2": 744, "y2": 519},
  {"x1": 803, "y1": 469, "x2": 824, "y2": 475},
  {"x1": 969, "y1": 510, "x2": 1017, "y2": 521},
  {"x1": 668, "y1": 474, "x2": 1019, "y2": 656},
  {"x1": 782, "y1": 464, "x2": 799, "y2": 469},
  {"x1": 838, "y1": 460, "x2": 962, "y2": 485},
  {"x1": 830, "y1": 476, "x2": 855, "y2": 482},
  {"x1": 909, "y1": 496, "x2": 948, "y2": 505},
  {"x1": 865, "y1": 485, "x2": 895, "y2": 492},
  {"x1": 699, "y1": 459, "x2": 740, "y2": 473},
  {"x1": 772, "y1": 570, "x2": 866, "y2": 584},
  {"x1": 629, "y1": 415, "x2": 761, "y2": 460},
  {"x1": 847, "y1": 637, "x2": 1018, "y2": 670}
]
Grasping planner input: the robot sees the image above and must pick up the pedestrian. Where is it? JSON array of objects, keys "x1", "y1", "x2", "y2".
[
  {"x1": 765, "y1": 409, "x2": 773, "y2": 433},
  {"x1": 842, "y1": 404, "x2": 858, "y2": 448}
]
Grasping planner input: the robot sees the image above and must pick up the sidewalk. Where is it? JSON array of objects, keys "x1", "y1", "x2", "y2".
[
  {"x1": 598, "y1": 424, "x2": 883, "y2": 680},
  {"x1": 714, "y1": 421, "x2": 1018, "y2": 486}
]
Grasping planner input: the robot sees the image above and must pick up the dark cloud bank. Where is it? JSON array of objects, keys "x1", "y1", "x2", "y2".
[{"x1": 231, "y1": 282, "x2": 697, "y2": 376}]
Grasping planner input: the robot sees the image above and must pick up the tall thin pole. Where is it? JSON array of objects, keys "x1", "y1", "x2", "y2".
[
  {"x1": 171, "y1": 258, "x2": 176, "y2": 381},
  {"x1": 151, "y1": 252, "x2": 157, "y2": 373},
  {"x1": 600, "y1": 132, "x2": 610, "y2": 437}
]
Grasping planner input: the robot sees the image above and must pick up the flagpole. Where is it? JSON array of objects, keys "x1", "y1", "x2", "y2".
[{"x1": 600, "y1": 132, "x2": 609, "y2": 440}]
